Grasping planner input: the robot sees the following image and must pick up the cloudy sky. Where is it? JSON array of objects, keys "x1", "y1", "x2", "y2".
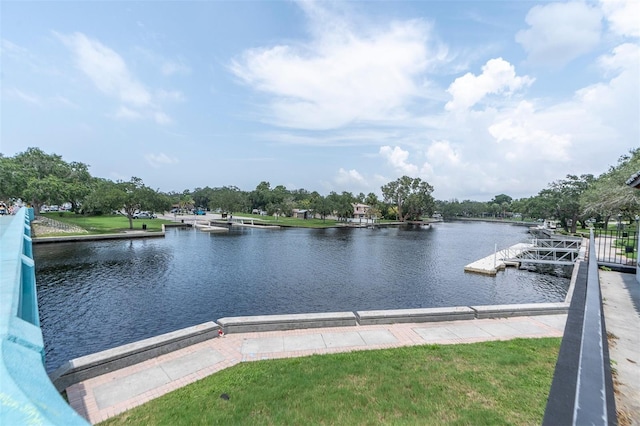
[{"x1": 2, "y1": 0, "x2": 638, "y2": 201}]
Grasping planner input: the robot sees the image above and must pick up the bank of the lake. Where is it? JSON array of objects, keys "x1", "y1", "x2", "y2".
[{"x1": 34, "y1": 221, "x2": 570, "y2": 373}]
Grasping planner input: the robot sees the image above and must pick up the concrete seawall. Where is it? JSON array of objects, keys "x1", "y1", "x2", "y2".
[
  {"x1": 50, "y1": 297, "x2": 573, "y2": 391},
  {"x1": 50, "y1": 322, "x2": 220, "y2": 392}
]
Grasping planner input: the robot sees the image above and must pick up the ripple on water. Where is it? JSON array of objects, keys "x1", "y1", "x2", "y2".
[{"x1": 35, "y1": 222, "x2": 570, "y2": 372}]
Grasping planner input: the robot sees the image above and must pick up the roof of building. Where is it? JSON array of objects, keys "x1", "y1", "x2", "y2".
[{"x1": 626, "y1": 170, "x2": 640, "y2": 188}]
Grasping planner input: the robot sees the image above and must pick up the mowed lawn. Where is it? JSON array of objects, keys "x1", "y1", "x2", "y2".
[
  {"x1": 38, "y1": 212, "x2": 170, "y2": 234},
  {"x1": 100, "y1": 338, "x2": 560, "y2": 426}
]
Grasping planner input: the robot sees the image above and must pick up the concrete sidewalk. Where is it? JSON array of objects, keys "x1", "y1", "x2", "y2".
[
  {"x1": 66, "y1": 315, "x2": 567, "y2": 424},
  {"x1": 599, "y1": 270, "x2": 640, "y2": 425}
]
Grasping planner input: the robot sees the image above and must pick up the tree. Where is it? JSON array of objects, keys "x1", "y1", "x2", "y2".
[
  {"x1": 192, "y1": 187, "x2": 216, "y2": 210},
  {"x1": 326, "y1": 191, "x2": 354, "y2": 221},
  {"x1": 544, "y1": 174, "x2": 595, "y2": 232},
  {"x1": 83, "y1": 177, "x2": 169, "y2": 229},
  {"x1": 581, "y1": 149, "x2": 640, "y2": 227},
  {"x1": 179, "y1": 191, "x2": 195, "y2": 212},
  {"x1": 381, "y1": 176, "x2": 435, "y2": 221},
  {"x1": 309, "y1": 191, "x2": 331, "y2": 221},
  {"x1": 209, "y1": 186, "x2": 249, "y2": 214},
  {"x1": 249, "y1": 181, "x2": 272, "y2": 211},
  {"x1": 3, "y1": 147, "x2": 92, "y2": 212}
]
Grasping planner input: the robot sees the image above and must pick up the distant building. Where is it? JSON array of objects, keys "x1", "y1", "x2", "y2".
[
  {"x1": 626, "y1": 171, "x2": 640, "y2": 189},
  {"x1": 352, "y1": 203, "x2": 370, "y2": 219},
  {"x1": 293, "y1": 209, "x2": 310, "y2": 219}
]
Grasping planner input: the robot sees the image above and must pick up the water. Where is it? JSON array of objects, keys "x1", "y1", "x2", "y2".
[{"x1": 34, "y1": 221, "x2": 570, "y2": 372}]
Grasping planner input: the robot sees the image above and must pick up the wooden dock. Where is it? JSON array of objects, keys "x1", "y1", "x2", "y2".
[{"x1": 464, "y1": 243, "x2": 533, "y2": 275}]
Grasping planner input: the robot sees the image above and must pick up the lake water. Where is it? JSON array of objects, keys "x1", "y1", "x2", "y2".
[{"x1": 34, "y1": 221, "x2": 570, "y2": 372}]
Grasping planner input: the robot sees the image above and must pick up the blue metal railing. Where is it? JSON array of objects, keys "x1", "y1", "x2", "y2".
[
  {"x1": 0, "y1": 207, "x2": 88, "y2": 425},
  {"x1": 543, "y1": 230, "x2": 617, "y2": 425}
]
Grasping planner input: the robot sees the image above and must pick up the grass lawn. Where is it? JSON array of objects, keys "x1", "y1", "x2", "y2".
[
  {"x1": 100, "y1": 338, "x2": 560, "y2": 426},
  {"x1": 38, "y1": 212, "x2": 171, "y2": 234}
]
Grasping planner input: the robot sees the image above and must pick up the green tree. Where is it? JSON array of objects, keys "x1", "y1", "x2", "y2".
[
  {"x1": 250, "y1": 181, "x2": 272, "y2": 211},
  {"x1": 83, "y1": 177, "x2": 169, "y2": 229},
  {"x1": 381, "y1": 176, "x2": 435, "y2": 221},
  {"x1": 209, "y1": 186, "x2": 249, "y2": 214},
  {"x1": 542, "y1": 174, "x2": 595, "y2": 232},
  {"x1": 179, "y1": 191, "x2": 195, "y2": 212},
  {"x1": 309, "y1": 192, "x2": 331, "y2": 221},
  {"x1": 3, "y1": 147, "x2": 92, "y2": 212},
  {"x1": 326, "y1": 191, "x2": 355, "y2": 221},
  {"x1": 581, "y1": 149, "x2": 640, "y2": 227},
  {"x1": 490, "y1": 194, "x2": 513, "y2": 217}
]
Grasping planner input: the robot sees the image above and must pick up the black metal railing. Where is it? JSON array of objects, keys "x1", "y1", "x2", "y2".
[
  {"x1": 543, "y1": 230, "x2": 617, "y2": 425},
  {"x1": 592, "y1": 228, "x2": 638, "y2": 267}
]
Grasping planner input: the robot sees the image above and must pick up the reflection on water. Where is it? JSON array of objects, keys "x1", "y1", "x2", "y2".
[{"x1": 35, "y1": 221, "x2": 570, "y2": 372}]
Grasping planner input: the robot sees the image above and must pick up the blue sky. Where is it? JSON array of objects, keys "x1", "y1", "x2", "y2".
[{"x1": 2, "y1": 0, "x2": 638, "y2": 200}]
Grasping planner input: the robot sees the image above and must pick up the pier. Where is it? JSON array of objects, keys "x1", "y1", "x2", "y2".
[
  {"x1": 464, "y1": 243, "x2": 533, "y2": 275},
  {"x1": 465, "y1": 237, "x2": 584, "y2": 275}
]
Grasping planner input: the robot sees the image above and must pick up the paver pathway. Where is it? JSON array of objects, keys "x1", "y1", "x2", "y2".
[{"x1": 66, "y1": 315, "x2": 567, "y2": 424}]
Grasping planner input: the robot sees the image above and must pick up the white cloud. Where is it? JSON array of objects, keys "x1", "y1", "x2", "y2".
[
  {"x1": 114, "y1": 106, "x2": 143, "y2": 121},
  {"x1": 161, "y1": 60, "x2": 191, "y2": 76},
  {"x1": 4, "y1": 87, "x2": 43, "y2": 106},
  {"x1": 488, "y1": 101, "x2": 573, "y2": 162},
  {"x1": 379, "y1": 146, "x2": 419, "y2": 175},
  {"x1": 1, "y1": 38, "x2": 29, "y2": 56},
  {"x1": 145, "y1": 152, "x2": 179, "y2": 168},
  {"x1": 153, "y1": 112, "x2": 173, "y2": 125},
  {"x1": 3, "y1": 87, "x2": 80, "y2": 109},
  {"x1": 334, "y1": 168, "x2": 366, "y2": 186},
  {"x1": 57, "y1": 32, "x2": 180, "y2": 125},
  {"x1": 57, "y1": 32, "x2": 152, "y2": 106},
  {"x1": 600, "y1": 0, "x2": 640, "y2": 38},
  {"x1": 155, "y1": 89, "x2": 185, "y2": 102},
  {"x1": 445, "y1": 58, "x2": 533, "y2": 111},
  {"x1": 230, "y1": 4, "x2": 448, "y2": 130},
  {"x1": 516, "y1": 2, "x2": 602, "y2": 67},
  {"x1": 573, "y1": 43, "x2": 639, "y2": 140},
  {"x1": 426, "y1": 140, "x2": 461, "y2": 166}
]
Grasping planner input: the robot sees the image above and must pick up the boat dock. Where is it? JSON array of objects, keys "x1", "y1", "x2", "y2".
[
  {"x1": 464, "y1": 243, "x2": 533, "y2": 275},
  {"x1": 465, "y1": 237, "x2": 584, "y2": 275}
]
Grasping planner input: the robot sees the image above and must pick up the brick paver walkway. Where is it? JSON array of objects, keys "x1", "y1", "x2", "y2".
[{"x1": 66, "y1": 315, "x2": 567, "y2": 424}]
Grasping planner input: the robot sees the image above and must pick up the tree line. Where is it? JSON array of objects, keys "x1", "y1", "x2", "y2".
[
  {"x1": 1, "y1": 147, "x2": 638, "y2": 232},
  {"x1": 0, "y1": 148, "x2": 436, "y2": 227},
  {"x1": 436, "y1": 149, "x2": 639, "y2": 232}
]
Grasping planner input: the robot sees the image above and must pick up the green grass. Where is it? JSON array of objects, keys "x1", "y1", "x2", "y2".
[
  {"x1": 39, "y1": 212, "x2": 170, "y2": 234},
  {"x1": 100, "y1": 338, "x2": 560, "y2": 426}
]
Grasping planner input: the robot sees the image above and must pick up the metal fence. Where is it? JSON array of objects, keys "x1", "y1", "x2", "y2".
[
  {"x1": 543, "y1": 230, "x2": 617, "y2": 425},
  {"x1": 592, "y1": 228, "x2": 638, "y2": 267}
]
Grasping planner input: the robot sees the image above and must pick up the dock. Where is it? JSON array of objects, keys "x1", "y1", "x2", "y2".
[
  {"x1": 193, "y1": 223, "x2": 228, "y2": 233},
  {"x1": 464, "y1": 243, "x2": 533, "y2": 275}
]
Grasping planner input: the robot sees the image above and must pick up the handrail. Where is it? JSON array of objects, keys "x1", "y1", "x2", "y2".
[
  {"x1": 543, "y1": 230, "x2": 617, "y2": 425},
  {"x1": 0, "y1": 207, "x2": 88, "y2": 425}
]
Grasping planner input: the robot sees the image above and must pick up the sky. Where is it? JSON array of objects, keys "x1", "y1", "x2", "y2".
[{"x1": 1, "y1": 0, "x2": 638, "y2": 201}]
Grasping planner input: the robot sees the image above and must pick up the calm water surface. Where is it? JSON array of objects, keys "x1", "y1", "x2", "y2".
[{"x1": 35, "y1": 221, "x2": 570, "y2": 372}]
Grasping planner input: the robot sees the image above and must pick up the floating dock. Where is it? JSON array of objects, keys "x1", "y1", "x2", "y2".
[
  {"x1": 193, "y1": 222, "x2": 228, "y2": 233},
  {"x1": 464, "y1": 243, "x2": 533, "y2": 275}
]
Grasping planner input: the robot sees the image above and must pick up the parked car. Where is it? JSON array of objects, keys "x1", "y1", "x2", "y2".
[
  {"x1": 133, "y1": 211, "x2": 156, "y2": 219},
  {"x1": 194, "y1": 209, "x2": 206, "y2": 215}
]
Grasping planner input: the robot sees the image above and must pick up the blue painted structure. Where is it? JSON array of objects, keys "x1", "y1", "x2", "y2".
[{"x1": 0, "y1": 208, "x2": 88, "y2": 425}]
